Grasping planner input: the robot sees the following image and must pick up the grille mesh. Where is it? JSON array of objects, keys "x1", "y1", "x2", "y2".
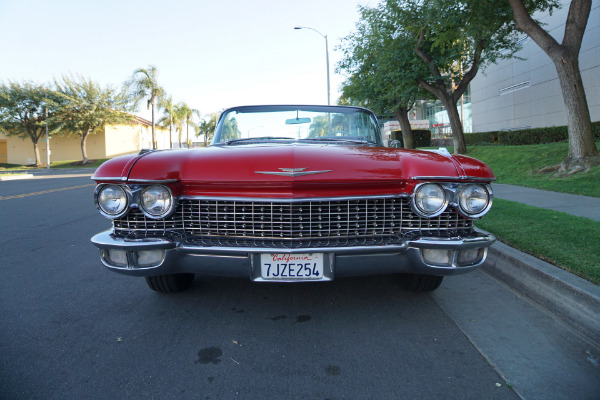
[{"x1": 113, "y1": 197, "x2": 473, "y2": 247}]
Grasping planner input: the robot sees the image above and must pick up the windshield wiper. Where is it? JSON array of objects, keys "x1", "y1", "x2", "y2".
[
  {"x1": 299, "y1": 137, "x2": 373, "y2": 144},
  {"x1": 220, "y1": 137, "x2": 293, "y2": 145}
]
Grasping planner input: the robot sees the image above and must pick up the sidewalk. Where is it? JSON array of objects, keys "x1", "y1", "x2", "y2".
[
  {"x1": 0, "y1": 168, "x2": 95, "y2": 181},
  {"x1": 484, "y1": 183, "x2": 600, "y2": 345},
  {"x1": 493, "y1": 183, "x2": 600, "y2": 221}
]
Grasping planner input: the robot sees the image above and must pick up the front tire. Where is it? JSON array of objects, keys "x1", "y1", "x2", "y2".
[
  {"x1": 145, "y1": 273, "x2": 195, "y2": 293},
  {"x1": 399, "y1": 274, "x2": 443, "y2": 292}
]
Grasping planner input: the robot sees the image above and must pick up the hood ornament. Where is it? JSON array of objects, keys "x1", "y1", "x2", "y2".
[{"x1": 255, "y1": 168, "x2": 333, "y2": 177}]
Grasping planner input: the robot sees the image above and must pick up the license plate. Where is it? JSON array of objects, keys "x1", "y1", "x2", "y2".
[{"x1": 260, "y1": 253, "x2": 324, "y2": 280}]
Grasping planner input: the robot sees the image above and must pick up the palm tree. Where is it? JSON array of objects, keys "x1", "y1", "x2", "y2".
[
  {"x1": 175, "y1": 102, "x2": 200, "y2": 148},
  {"x1": 197, "y1": 113, "x2": 218, "y2": 146},
  {"x1": 125, "y1": 65, "x2": 164, "y2": 150},
  {"x1": 173, "y1": 103, "x2": 186, "y2": 148},
  {"x1": 158, "y1": 95, "x2": 176, "y2": 149}
]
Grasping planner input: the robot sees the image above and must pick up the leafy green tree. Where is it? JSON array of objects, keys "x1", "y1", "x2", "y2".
[
  {"x1": 197, "y1": 112, "x2": 218, "y2": 146},
  {"x1": 338, "y1": 5, "x2": 431, "y2": 149},
  {"x1": 125, "y1": 65, "x2": 164, "y2": 150},
  {"x1": 396, "y1": 0, "x2": 532, "y2": 154},
  {"x1": 0, "y1": 81, "x2": 59, "y2": 167},
  {"x1": 345, "y1": 0, "x2": 540, "y2": 154},
  {"x1": 52, "y1": 75, "x2": 133, "y2": 164},
  {"x1": 509, "y1": 0, "x2": 598, "y2": 174},
  {"x1": 158, "y1": 95, "x2": 176, "y2": 149}
]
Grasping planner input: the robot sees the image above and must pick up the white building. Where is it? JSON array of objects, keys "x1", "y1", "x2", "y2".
[{"x1": 470, "y1": 1, "x2": 600, "y2": 132}]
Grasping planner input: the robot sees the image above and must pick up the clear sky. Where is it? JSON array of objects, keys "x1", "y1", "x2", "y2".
[{"x1": 0, "y1": 0, "x2": 377, "y2": 120}]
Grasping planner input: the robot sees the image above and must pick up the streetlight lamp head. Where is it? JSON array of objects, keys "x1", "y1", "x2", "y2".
[{"x1": 294, "y1": 26, "x2": 302, "y2": 30}]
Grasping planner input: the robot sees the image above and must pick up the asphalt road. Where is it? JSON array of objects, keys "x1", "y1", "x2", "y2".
[{"x1": 1, "y1": 175, "x2": 598, "y2": 400}]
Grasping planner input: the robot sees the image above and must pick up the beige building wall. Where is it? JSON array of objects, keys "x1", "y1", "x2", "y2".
[
  {"x1": 0, "y1": 118, "x2": 170, "y2": 165},
  {"x1": 0, "y1": 139, "x2": 7, "y2": 163},
  {"x1": 43, "y1": 131, "x2": 108, "y2": 162},
  {"x1": 2, "y1": 134, "x2": 47, "y2": 165},
  {"x1": 105, "y1": 124, "x2": 142, "y2": 157}
]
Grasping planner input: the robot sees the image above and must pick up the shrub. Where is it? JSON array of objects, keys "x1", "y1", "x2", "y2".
[
  {"x1": 498, "y1": 126, "x2": 567, "y2": 145},
  {"x1": 465, "y1": 121, "x2": 600, "y2": 146},
  {"x1": 465, "y1": 131, "x2": 498, "y2": 145}
]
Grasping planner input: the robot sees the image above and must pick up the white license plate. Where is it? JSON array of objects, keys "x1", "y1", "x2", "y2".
[{"x1": 260, "y1": 253, "x2": 324, "y2": 280}]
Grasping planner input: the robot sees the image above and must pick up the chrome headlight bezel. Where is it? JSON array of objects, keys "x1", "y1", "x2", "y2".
[
  {"x1": 95, "y1": 184, "x2": 129, "y2": 219},
  {"x1": 139, "y1": 185, "x2": 175, "y2": 219},
  {"x1": 457, "y1": 184, "x2": 493, "y2": 218},
  {"x1": 411, "y1": 183, "x2": 448, "y2": 218}
]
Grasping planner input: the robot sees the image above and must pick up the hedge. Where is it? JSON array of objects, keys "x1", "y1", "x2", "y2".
[
  {"x1": 465, "y1": 121, "x2": 600, "y2": 146},
  {"x1": 391, "y1": 129, "x2": 432, "y2": 148}
]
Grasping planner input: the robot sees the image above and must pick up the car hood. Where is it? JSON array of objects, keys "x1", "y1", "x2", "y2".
[{"x1": 94, "y1": 144, "x2": 494, "y2": 197}]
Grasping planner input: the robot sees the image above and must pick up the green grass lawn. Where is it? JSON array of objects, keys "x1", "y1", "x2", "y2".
[
  {"x1": 425, "y1": 142, "x2": 600, "y2": 283},
  {"x1": 0, "y1": 163, "x2": 35, "y2": 171},
  {"x1": 425, "y1": 142, "x2": 600, "y2": 197},
  {"x1": 466, "y1": 142, "x2": 600, "y2": 197},
  {"x1": 476, "y1": 199, "x2": 600, "y2": 285}
]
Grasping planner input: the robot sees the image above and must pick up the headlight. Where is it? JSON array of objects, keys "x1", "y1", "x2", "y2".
[
  {"x1": 413, "y1": 183, "x2": 447, "y2": 217},
  {"x1": 141, "y1": 185, "x2": 173, "y2": 218},
  {"x1": 458, "y1": 184, "x2": 491, "y2": 217},
  {"x1": 97, "y1": 185, "x2": 127, "y2": 217}
]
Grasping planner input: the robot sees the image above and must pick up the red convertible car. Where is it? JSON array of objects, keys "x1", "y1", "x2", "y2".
[{"x1": 91, "y1": 105, "x2": 495, "y2": 293}]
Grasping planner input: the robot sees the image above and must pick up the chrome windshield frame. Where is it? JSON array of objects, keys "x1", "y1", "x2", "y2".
[{"x1": 211, "y1": 105, "x2": 383, "y2": 147}]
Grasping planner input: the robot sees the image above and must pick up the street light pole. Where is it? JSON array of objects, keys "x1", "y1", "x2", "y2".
[
  {"x1": 45, "y1": 107, "x2": 50, "y2": 169},
  {"x1": 294, "y1": 26, "x2": 330, "y2": 105}
]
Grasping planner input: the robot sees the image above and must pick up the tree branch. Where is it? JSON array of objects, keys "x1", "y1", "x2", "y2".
[
  {"x1": 414, "y1": 30, "x2": 444, "y2": 80},
  {"x1": 416, "y1": 77, "x2": 446, "y2": 101},
  {"x1": 563, "y1": 0, "x2": 591, "y2": 53},
  {"x1": 508, "y1": 0, "x2": 561, "y2": 56},
  {"x1": 453, "y1": 41, "x2": 484, "y2": 103}
]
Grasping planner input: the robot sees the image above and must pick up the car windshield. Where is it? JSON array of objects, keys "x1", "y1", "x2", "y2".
[{"x1": 212, "y1": 106, "x2": 381, "y2": 145}]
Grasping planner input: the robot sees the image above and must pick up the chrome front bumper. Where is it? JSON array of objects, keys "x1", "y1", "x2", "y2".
[{"x1": 91, "y1": 230, "x2": 496, "y2": 280}]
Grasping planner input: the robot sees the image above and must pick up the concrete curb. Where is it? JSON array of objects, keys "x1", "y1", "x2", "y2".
[
  {"x1": 482, "y1": 241, "x2": 600, "y2": 345},
  {"x1": 0, "y1": 174, "x2": 34, "y2": 181}
]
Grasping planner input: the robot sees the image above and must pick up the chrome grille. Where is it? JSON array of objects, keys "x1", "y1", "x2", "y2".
[{"x1": 113, "y1": 197, "x2": 473, "y2": 247}]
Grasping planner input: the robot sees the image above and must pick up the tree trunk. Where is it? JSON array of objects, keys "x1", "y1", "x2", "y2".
[
  {"x1": 151, "y1": 98, "x2": 156, "y2": 150},
  {"x1": 81, "y1": 129, "x2": 91, "y2": 164},
  {"x1": 394, "y1": 108, "x2": 415, "y2": 149},
  {"x1": 439, "y1": 96, "x2": 467, "y2": 155},
  {"x1": 509, "y1": 0, "x2": 598, "y2": 173},
  {"x1": 186, "y1": 120, "x2": 190, "y2": 149},
  {"x1": 169, "y1": 121, "x2": 172, "y2": 149},
  {"x1": 552, "y1": 49, "x2": 598, "y2": 171},
  {"x1": 27, "y1": 127, "x2": 42, "y2": 167},
  {"x1": 32, "y1": 140, "x2": 41, "y2": 167},
  {"x1": 414, "y1": 28, "x2": 478, "y2": 156}
]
